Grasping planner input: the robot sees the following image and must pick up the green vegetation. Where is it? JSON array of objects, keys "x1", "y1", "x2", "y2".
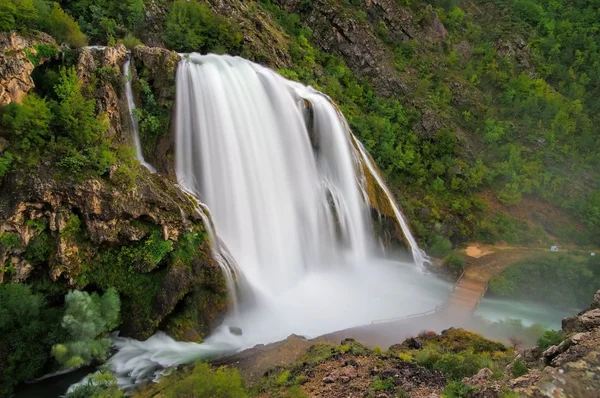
[
  {"x1": 397, "y1": 329, "x2": 511, "y2": 381},
  {"x1": 511, "y1": 358, "x2": 528, "y2": 377},
  {"x1": 52, "y1": 288, "x2": 120, "y2": 368},
  {"x1": 489, "y1": 253, "x2": 600, "y2": 307},
  {"x1": 133, "y1": 362, "x2": 248, "y2": 398},
  {"x1": 2, "y1": 66, "x2": 115, "y2": 176},
  {"x1": 65, "y1": 371, "x2": 124, "y2": 398},
  {"x1": 258, "y1": 0, "x2": 600, "y2": 246},
  {"x1": 0, "y1": 0, "x2": 86, "y2": 46},
  {"x1": 163, "y1": 0, "x2": 243, "y2": 54},
  {"x1": 59, "y1": 0, "x2": 143, "y2": 44},
  {"x1": 443, "y1": 251, "x2": 465, "y2": 272},
  {"x1": 536, "y1": 329, "x2": 564, "y2": 350},
  {"x1": 443, "y1": 381, "x2": 474, "y2": 398},
  {"x1": 0, "y1": 284, "x2": 62, "y2": 398}
]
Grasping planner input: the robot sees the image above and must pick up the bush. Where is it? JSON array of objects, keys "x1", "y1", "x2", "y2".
[
  {"x1": 536, "y1": 330, "x2": 564, "y2": 350},
  {"x1": 118, "y1": 33, "x2": 142, "y2": 50},
  {"x1": 52, "y1": 288, "x2": 120, "y2": 368},
  {"x1": 428, "y1": 234, "x2": 453, "y2": 258},
  {"x1": 443, "y1": 381, "x2": 474, "y2": 398},
  {"x1": 511, "y1": 358, "x2": 528, "y2": 377},
  {"x1": 444, "y1": 252, "x2": 465, "y2": 272},
  {"x1": 163, "y1": 0, "x2": 243, "y2": 53}
]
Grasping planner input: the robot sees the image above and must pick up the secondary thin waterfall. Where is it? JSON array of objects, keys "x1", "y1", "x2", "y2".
[
  {"x1": 110, "y1": 54, "x2": 447, "y2": 385},
  {"x1": 123, "y1": 55, "x2": 156, "y2": 173}
]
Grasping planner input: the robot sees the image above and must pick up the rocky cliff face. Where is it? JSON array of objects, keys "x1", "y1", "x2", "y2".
[
  {"x1": 0, "y1": 32, "x2": 57, "y2": 105},
  {"x1": 0, "y1": 162, "x2": 227, "y2": 339},
  {"x1": 0, "y1": 36, "x2": 228, "y2": 340}
]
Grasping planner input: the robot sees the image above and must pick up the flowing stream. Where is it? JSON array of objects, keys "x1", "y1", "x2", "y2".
[{"x1": 110, "y1": 54, "x2": 449, "y2": 385}]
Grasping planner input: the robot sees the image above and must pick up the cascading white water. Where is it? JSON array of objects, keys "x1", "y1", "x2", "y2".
[
  {"x1": 123, "y1": 56, "x2": 156, "y2": 173},
  {"x1": 110, "y1": 54, "x2": 449, "y2": 384},
  {"x1": 351, "y1": 137, "x2": 429, "y2": 267}
]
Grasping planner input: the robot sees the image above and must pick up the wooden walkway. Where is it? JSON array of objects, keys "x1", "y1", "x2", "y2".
[{"x1": 445, "y1": 272, "x2": 488, "y2": 322}]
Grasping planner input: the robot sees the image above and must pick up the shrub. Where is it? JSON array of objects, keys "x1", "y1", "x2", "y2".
[
  {"x1": 443, "y1": 381, "x2": 474, "y2": 398},
  {"x1": 163, "y1": 0, "x2": 243, "y2": 53},
  {"x1": 511, "y1": 358, "x2": 528, "y2": 377},
  {"x1": 536, "y1": 330, "x2": 564, "y2": 350},
  {"x1": 52, "y1": 288, "x2": 120, "y2": 368},
  {"x1": 2, "y1": 94, "x2": 52, "y2": 155},
  {"x1": 118, "y1": 33, "x2": 143, "y2": 50},
  {"x1": 371, "y1": 376, "x2": 395, "y2": 391},
  {"x1": 444, "y1": 252, "x2": 465, "y2": 271},
  {"x1": 428, "y1": 234, "x2": 452, "y2": 258}
]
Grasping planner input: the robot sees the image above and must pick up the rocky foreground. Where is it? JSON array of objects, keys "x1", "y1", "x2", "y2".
[{"x1": 136, "y1": 290, "x2": 600, "y2": 398}]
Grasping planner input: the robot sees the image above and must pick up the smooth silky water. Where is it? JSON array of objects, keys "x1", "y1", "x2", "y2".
[{"x1": 108, "y1": 54, "x2": 452, "y2": 386}]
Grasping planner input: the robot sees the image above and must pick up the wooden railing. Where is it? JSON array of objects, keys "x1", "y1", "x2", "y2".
[
  {"x1": 370, "y1": 269, "x2": 469, "y2": 325},
  {"x1": 370, "y1": 303, "x2": 445, "y2": 324}
]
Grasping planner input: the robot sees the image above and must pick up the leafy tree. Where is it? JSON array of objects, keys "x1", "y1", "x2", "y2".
[
  {"x1": 2, "y1": 94, "x2": 52, "y2": 155},
  {"x1": 52, "y1": 288, "x2": 120, "y2": 368},
  {"x1": 0, "y1": 284, "x2": 62, "y2": 398},
  {"x1": 53, "y1": 67, "x2": 106, "y2": 146},
  {"x1": 45, "y1": 2, "x2": 87, "y2": 47}
]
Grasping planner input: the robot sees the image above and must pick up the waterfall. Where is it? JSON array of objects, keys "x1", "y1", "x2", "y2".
[
  {"x1": 123, "y1": 55, "x2": 156, "y2": 173},
  {"x1": 110, "y1": 54, "x2": 447, "y2": 385},
  {"x1": 352, "y1": 137, "x2": 429, "y2": 266}
]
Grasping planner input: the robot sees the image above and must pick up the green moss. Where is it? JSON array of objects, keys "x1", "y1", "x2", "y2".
[
  {"x1": 25, "y1": 44, "x2": 59, "y2": 67},
  {"x1": 25, "y1": 231, "x2": 54, "y2": 265},
  {"x1": 61, "y1": 215, "x2": 82, "y2": 240},
  {"x1": 170, "y1": 229, "x2": 206, "y2": 266},
  {"x1": 0, "y1": 232, "x2": 21, "y2": 249},
  {"x1": 80, "y1": 232, "x2": 170, "y2": 334},
  {"x1": 300, "y1": 343, "x2": 339, "y2": 365},
  {"x1": 26, "y1": 219, "x2": 47, "y2": 232}
]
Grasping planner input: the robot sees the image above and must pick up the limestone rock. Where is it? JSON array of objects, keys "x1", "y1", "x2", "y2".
[
  {"x1": 0, "y1": 32, "x2": 56, "y2": 105},
  {"x1": 75, "y1": 45, "x2": 128, "y2": 142}
]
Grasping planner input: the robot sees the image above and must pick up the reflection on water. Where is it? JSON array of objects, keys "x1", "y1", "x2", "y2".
[{"x1": 475, "y1": 297, "x2": 578, "y2": 329}]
